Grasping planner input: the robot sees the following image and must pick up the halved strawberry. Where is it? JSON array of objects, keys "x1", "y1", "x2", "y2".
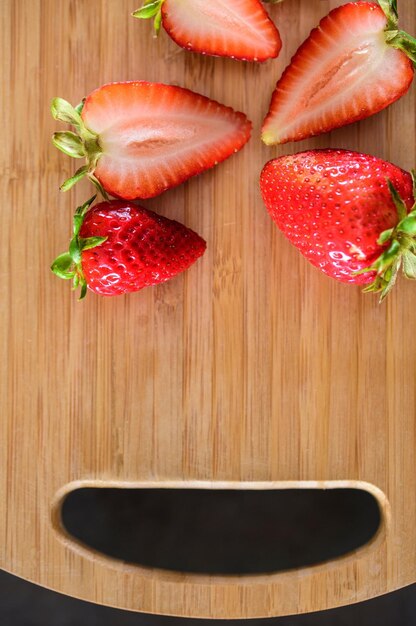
[
  {"x1": 262, "y1": 1, "x2": 415, "y2": 145},
  {"x1": 51, "y1": 197, "x2": 206, "y2": 298},
  {"x1": 133, "y1": 0, "x2": 281, "y2": 62},
  {"x1": 51, "y1": 81, "x2": 252, "y2": 199}
]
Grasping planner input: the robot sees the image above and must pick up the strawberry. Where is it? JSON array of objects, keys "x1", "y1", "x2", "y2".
[
  {"x1": 132, "y1": 0, "x2": 281, "y2": 62},
  {"x1": 260, "y1": 150, "x2": 416, "y2": 300},
  {"x1": 262, "y1": 1, "x2": 415, "y2": 145},
  {"x1": 51, "y1": 81, "x2": 252, "y2": 200},
  {"x1": 51, "y1": 197, "x2": 206, "y2": 298}
]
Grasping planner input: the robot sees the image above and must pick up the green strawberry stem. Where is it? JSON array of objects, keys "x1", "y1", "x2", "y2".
[
  {"x1": 132, "y1": 0, "x2": 165, "y2": 35},
  {"x1": 51, "y1": 98, "x2": 108, "y2": 199},
  {"x1": 51, "y1": 196, "x2": 107, "y2": 300},
  {"x1": 379, "y1": 0, "x2": 416, "y2": 66},
  {"x1": 358, "y1": 172, "x2": 416, "y2": 301}
]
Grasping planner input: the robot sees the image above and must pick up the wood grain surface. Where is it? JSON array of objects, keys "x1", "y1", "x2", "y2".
[{"x1": 1, "y1": 0, "x2": 415, "y2": 619}]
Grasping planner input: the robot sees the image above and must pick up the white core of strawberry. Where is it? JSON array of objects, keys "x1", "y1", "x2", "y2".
[
  {"x1": 275, "y1": 35, "x2": 389, "y2": 134},
  {"x1": 167, "y1": 0, "x2": 271, "y2": 41},
  {"x1": 99, "y1": 118, "x2": 207, "y2": 156}
]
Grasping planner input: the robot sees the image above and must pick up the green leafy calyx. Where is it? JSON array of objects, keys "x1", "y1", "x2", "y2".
[
  {"x1": 51, "y1": 98, "x2": 108, "y2": 198},
  {"x1": 379, "y1": 0, "x2": 416, "y2": 66},
  {"x1": 358, "y1": 171, "x2": 416, "y2": 301},
  {"x1": 132, "y1": 0, "x2": 165, "y2": 35},
  {"x1": 51, "y1": 196, "x2": 107, "y2": 300}
]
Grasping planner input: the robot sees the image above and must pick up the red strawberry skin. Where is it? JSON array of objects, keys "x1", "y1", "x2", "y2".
[
  {"x1": 260, "y1": 150, "x2": 414, "y2": 284},
  {"x1": 161, "y1": 0, "x2": 281, "y2": 61},
  {"x1": 81, "y1": 82, "x2": 252, "y2": 200},
  {"x1": 79, "y1": 201, "x2": 206, "y2": 296},
  {"x1": 262, "y1": 2, "x2": 414, "y2": 144}
]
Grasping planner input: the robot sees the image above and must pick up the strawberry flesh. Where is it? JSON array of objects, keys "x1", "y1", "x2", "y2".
[
  {"x1": 81, "y1": 82, "x2": 252, "y2": 199},
  {"x1": 260, "y1": 150, "x2": 414, "y2": 285},
  {"x1": 262, "y1": 2, "x2": 414, "y2": 144},
  {"x1": 162, "y1": 0, "x2": 281, "y2": 61},
  {"x1": 80, "y1": 201, "x2": 206, "y2": 295}
]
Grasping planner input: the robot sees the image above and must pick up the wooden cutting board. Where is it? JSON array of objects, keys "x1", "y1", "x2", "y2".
[{"x1": 1, "y1": 0, "x2": 415, "y2": 619}]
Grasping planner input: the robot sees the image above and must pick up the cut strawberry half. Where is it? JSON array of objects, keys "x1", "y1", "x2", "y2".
[
  {"x1": 262, "y1": 1, "x2": 415, "y2": 145},
  {"x1": 133, "y1": 0, "x2": 282, "y2": 62},
  {"x1": 51, "y1": 81, "x2": 252, "y2": 199}
]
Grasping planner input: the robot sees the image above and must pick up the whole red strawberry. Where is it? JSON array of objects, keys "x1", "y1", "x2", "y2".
[
  {"x1": 260, "y1": 150, "x2": 416, "y2": 299},
  {"x1": 51, "y1": 81, "x2": 251, "y2": 200},
  {"x1": 51, "y1": 197, "x2": 206, "y2": 297},
  {"x1": 262, "y1": 1, "x2": 415, "y2": 145},
  {"x1": 133, "y1": 0, "x2": 281, "y2": 62}
]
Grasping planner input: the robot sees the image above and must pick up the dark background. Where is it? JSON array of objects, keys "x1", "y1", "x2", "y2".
[
  {"x1": 1, "y1": 488, "x2": 415, "y2": 624},
  {"x1": 1, "y1": 570, "x2": 416, "y2": 625}
]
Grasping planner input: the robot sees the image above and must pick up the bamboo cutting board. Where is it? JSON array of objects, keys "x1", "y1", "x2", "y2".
[{"x1": 1, "y1": 0, "x2": 416, "y2": 619}]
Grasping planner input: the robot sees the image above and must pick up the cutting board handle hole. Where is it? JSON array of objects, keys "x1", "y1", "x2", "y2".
[{"x1": 58, "y1": 485, "x2": 382, "y2": 575}]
